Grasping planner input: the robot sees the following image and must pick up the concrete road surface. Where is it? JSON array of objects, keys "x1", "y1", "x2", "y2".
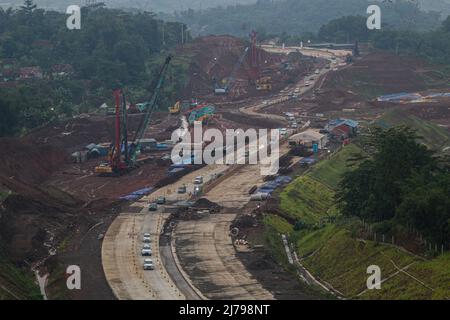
[
  {"x1": 174, "y1": 214, "x2": 274, "y2": 300},
  {"x1": 102, "y1": 164, "x2": 231, "y2": 300},
  {"x1": 102, "y1": 207, "x2": 183, "y2": 300}
]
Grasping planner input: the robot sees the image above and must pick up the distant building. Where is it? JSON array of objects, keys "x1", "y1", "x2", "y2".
[
  {"x1": 51, "y1": 64, "x2": 74, "y2": 78},
  {"x1": 0, "y1": 59, "x2": 17, "y2": 82},
  {"x1": 0, "y1": 68, "x2": 17, "y2": 82},
  {"x1": 327, "y1": 118, "x2": 358, "y2": 141},
  {"x1": 326, "y1": 118, "x2": 358, "y2": 132},
  {"x1": 289, "y1": 129, "x2": 328, "y2": 149},
  {"x1": 140, "y1": 138, "x2": 157, "y2": 152},
  {"x1": 332, "y1": 124, "x2": 351, "y2": 140},
  {"x1": 307, "y1": 43, "x2": 355, "y2": 50},
  {"x1": 19, "y1": 66, "x2": 43, "y2": 80}
]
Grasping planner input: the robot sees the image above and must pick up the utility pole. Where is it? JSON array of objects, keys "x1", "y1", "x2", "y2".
[
  {"x1": 162, "y1": 21, "x2": 166, "y2": 46},
  {"x1": 181, "y1": 24, "x2": 184, "y2": 45},
  {"x1": 122, "y1": 92, "x2": 129, "y2": 165}
]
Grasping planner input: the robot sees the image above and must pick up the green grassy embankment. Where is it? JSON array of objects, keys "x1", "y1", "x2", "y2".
[
  {"x1": 279, "y1": 176, "x2": 337, "y2": 225},
  {"x1": 0, "y1": 248, "x2": 41, "y2": 300},
  {"x1": 308, "y1": 144, "x2": 364, "y2": 189},
  {"x1": 377, "y1": 109, "x2": 450, "y2": 154},
  {"x1": 264, "y1": 142, "x2": 450, "y2": 299}
]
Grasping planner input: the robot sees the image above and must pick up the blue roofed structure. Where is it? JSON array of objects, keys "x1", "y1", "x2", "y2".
[{"x1": 326, "y1": 118, "x2": 359, "y2": 132}]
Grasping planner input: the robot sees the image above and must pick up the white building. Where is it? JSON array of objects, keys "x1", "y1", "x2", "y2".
[{"x1": 289, "y1": 129, "x2": 328, "y2": 149}]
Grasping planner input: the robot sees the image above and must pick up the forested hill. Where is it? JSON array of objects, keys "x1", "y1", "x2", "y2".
[
  {"x1": 0, "y1": 2, "x2": 188, "y2": 136},
  {"x1": 167, "y1": 0, "x2": 445, "y2": 37}
]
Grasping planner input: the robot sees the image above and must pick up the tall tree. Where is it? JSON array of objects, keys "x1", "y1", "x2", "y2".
[
  {"x1": 337, "y1": 126, "x2": 435, "y2": 221},
  {"x1": 20, "y1": 0, "x2": 37, "y2": 14}
]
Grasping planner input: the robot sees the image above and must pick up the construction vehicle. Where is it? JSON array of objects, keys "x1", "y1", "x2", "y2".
[
  {"x1": 94, "y1": 89, "x2": 129, "y2": 176},
  {"x1": 168, "y1": 101, "x2": 181, "y2": 114},
  {"x1": 256, "y1": 76, "x2": 272, "y2": 91},
  {"x1": 214, "y1": 47, "x2": 249, "y2": 95},
  {"x1": 95, "y1": 56, "x2": 172, "y2": 176},
  {"x1": 187, "y1": 103, "x2": 215, "y2": 125}
]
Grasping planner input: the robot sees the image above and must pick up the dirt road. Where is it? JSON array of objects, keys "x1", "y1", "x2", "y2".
[
  {"x1": 205, "y1": 143, "x2": 290, "y2": 208},
  {"x1": 174, "y1": 214, "x2": 274, "y2": 300},
  {"x1": 240, "y1": 47, "x2": 340, "y2": 121},
  {"x1": 261, "y1": 45, "x2": 352, "y2": 59}
]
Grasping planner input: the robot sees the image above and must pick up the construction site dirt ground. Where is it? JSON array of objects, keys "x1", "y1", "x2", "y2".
[
  {"x1": 178, "y1": 35, "x2": 317, "y2": 102},
  {"x1": 0, "y1": 41, "x2": 342, "y2": 299}
]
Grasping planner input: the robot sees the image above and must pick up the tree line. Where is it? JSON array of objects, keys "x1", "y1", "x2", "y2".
[
  {"x1": 314, "y1": 14, "x2": 450, "y2": 65},
  {"x1": 0, "y1": 1, "x2": 189, "y2": 136},
  {"x1": 337, "y1": 126, "x2": 450, "y2": 245},
  {"x1": 168, "y1": 0, "x2": 443, "y2": 38}
]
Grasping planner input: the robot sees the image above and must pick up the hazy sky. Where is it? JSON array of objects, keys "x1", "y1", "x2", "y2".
[{"x1": 1, "y1": 0, "x2": 259, "y2": 12}]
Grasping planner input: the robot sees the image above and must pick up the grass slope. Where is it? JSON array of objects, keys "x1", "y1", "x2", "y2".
[
  {"x1": 360, "y1": 253, "x2": 450, "y2": 300},
  {"x1": 377, "y1": 109, "x2": 450, "y2": 153},
  {"x1": 267, "y1": 144, "x2": 450, "y2": 299},
  {"x1": 0, "y1": 248, "x2": 41, "y2": 300},
  {"x1": 300, "y1": 226, "x2": 419, "y2": 297},
  {"x1": 279, "y1": 176, "x2": 337, "y2": 225},
  {"x1": 308, "y1": 144, "x2": 364, "y2": 190}
]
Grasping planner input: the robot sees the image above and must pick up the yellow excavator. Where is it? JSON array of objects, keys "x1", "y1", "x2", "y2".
[{"x1": 168, "y1": 101, "x2": 181, "y2": 114}]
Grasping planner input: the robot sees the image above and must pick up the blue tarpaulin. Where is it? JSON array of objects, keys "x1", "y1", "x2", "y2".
[
  {"x1": 377, "y1": 92, "x2": 423, "y2": 102},
  {"x1": 156, "y1": 143, "x2": 171, "y2": 150},
  {"x1": 300, "y1": 157, "x2": 316, "y2": 165},
  {"x1": 167, "y1": 167, "x2": 186, "y2": 175},
  {"x1": 120, "y1": 187, "x2": 153, "y2": 201},
  {"x1": 275, "y1": 176, "x2": 293, "y2": 184},
  {"x1": 256, "y1": 176, "x2": 293, "y2": 194}
]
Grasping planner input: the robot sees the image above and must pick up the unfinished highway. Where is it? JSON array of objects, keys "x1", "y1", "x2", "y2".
[
  {"x1": 174, "y1": 214, "x2": 273, "y2": 300},
  {"x1": 170, "y1": 141, "x2": 290, "y2": 300},
  {"x1": 102, "y1": 164, "x2": 230, "y2": 300},
  {"x1": 102, "y1": 46, "x2": 340, "y2": 300}
]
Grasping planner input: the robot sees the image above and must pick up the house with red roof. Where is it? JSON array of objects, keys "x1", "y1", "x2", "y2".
[
  {"x1": 19, "y1": 66, "x2": 43, "y2": 80},
  {"x1": 331, "y1": 123, "x2": 351, "y2": 140}
]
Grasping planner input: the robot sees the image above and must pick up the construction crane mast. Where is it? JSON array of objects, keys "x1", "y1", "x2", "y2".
[
  {"x1": 249, "y1": 30, "x2": 259, "y2": 79},
  {"x1": 95, "y1": 55, "x2": 172, "y2": 176}
]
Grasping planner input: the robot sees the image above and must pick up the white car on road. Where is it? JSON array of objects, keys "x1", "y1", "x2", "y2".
[
  {"x1": 143, "y1": 259, "x2": 155, "y2": 270},
  {"x1": 194, "y1": 176, "x2": 203, "y2": 185},
  {"x1": 141, "y1": 248, "x2": 153, "y2": 256},
  {"x1": 143, "y1": 233, "x2": 152, "y2": 243}
]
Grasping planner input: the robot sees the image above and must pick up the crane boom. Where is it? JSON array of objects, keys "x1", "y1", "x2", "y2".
[
  {"x1": 214, "y1": 47, "x2": 249, "y2": 94},
  {"x1": 130, "y1": 55, "x2": 172, "y2": 163},
  {"x1": 94, "y1": 55, "x2": 172, "y2": 176},
  {"x1": 225, "y1": 47, "x2": 249, "y2": 91}
]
